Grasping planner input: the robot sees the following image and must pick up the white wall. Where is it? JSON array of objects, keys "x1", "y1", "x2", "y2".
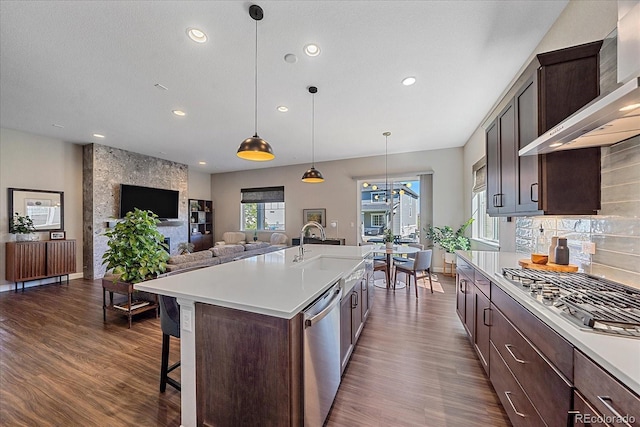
[
  {"x1": 211, "y1": 146, "x2": 464, "y2": 269},
  {"x1": 462, "y1": 0, "x2": 618, "y2": 249},
  {"x1": 0, "y1": 128, "x2": 84, "y2": 291},
  {"x1": 188, "y1": 168, "x2": 212, "y2": 201}
]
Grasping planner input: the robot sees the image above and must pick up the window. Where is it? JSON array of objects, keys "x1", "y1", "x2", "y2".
[
  {"x1": 371, "y1": 213, "x2": 385, "y2": 227},
  {"x1": 240, "y1": 186, "x2": 285, "y2": 231},
  {"x1": 472, "y1": 191, "x2": 499, "y2": 242},
  {"x1": 471, "y1": 159, "x2": 499, "y2": 242}
]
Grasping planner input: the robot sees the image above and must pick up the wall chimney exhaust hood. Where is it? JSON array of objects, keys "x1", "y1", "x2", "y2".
[
  {"x1": 519, "y1": 77, "x2": 640, "y2": 156},
  {"x1": 520, "y1": 0, "x2": 640, "y2": 156}
]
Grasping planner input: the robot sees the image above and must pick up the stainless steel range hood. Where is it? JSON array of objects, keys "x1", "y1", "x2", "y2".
[
  {"x1": 519, "y1": 77, "x2": 640, "y2": 156},
  {"x1": 520, "y1": 0, "x2": 640, "y2": 156}
]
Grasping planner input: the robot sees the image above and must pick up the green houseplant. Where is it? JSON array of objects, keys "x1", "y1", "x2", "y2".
[
  {"x1": 10, "y1": 213, "x2": 36, "y2": 241},
  {"x1": 102, "y1": 208, "x2": 169, "y2": 284},
  {"x1": 426, "y1": 218, "x2": 473, "y2": 261},
  {"x1": 383, "y1": 228, "x2": 394, "y2": 248}
]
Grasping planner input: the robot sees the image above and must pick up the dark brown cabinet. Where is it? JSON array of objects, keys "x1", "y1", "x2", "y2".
[
  {"x1": 188, "y1": 199, "x2": 213, "y2": 251},
  {"x1": 473, "y1": 288, "x2": 491, "y2": 375},
  {"x1": 340, "y1": 275, "x2": 371, "y2": 374},
  {"x1": 340, "y1": 292, "x2": 354, "y2": 374},
  {"x1": 486, "y1": 101, "x2": 517, "y2": 216},
  {"x1": 487, "y1": 40, "x2": 603, "y2": 216},
  {"x1": 6, "y1": 240, "x2": 76, "y2": 291}
]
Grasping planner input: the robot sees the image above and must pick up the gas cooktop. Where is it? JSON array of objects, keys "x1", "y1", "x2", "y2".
[{"x1": 501, "y1": 268, "x2": 640, "y2": 339}]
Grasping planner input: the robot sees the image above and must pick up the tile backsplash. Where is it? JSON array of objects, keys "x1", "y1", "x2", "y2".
[{"x1": 515, "y1": 136, "x2": 640, "y2": 289}]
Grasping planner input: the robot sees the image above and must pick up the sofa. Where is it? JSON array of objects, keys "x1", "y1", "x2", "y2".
[{"x1": 164, "y1": 232, "x2": 289, "y2": 272}]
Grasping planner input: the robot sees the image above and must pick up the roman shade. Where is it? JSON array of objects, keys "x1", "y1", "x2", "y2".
[
  {"x1": 240, "y1": 186, "x2": 285, "y2": 204},
  {"x1": 472, "y1": 158, "x2": 487, "y2": 194}
]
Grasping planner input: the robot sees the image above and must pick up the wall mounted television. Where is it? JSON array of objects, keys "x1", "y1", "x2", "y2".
[{"x1": 119, "y1": 184, "x2": 179, "y2": 219}]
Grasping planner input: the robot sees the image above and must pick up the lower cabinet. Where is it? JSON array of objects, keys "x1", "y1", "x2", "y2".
[
  {"x1": 340, "y1": 278, "x2": 367, "y2": 374},
  {"x1": 473, "y1": 288, "x2": 491, "y2": 375},
  {"x1": 574, "y1": 350, "x2": 640, "y2": 427},
  {"x1": 455, "y1": 256, "x2": 640, "y2": 427},
  {"x1": 490, "y1": 343, "x2": 546, "y2": 426}
]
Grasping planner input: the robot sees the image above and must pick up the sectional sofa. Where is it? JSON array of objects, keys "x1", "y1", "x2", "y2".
[{"x1": 164, "y1": 232, "x2": 289, "y2": 272}]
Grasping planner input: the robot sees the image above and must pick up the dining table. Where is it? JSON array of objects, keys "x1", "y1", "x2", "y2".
[{"x1": 370, "y1": 244, "x2": 420, "y2": 289}]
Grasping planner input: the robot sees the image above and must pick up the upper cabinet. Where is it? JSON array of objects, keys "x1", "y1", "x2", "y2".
[{"x1": 487, "y1": 40, "x2": 603, "y2": 217}]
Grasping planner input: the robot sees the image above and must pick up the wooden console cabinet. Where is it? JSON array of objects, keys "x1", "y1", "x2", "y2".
[{"x1": 5, "y1": 240, "x2": 76, "y2": 292}]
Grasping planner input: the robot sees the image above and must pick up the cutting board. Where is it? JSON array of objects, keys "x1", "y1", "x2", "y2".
[{"x1": 518, "y1": 259, "x2": 578, "y2": 272}]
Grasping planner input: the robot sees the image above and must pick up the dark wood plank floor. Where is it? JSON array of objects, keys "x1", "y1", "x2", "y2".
[{"x1": 0, "y1": 275, "x2": 510, "y2": 426}]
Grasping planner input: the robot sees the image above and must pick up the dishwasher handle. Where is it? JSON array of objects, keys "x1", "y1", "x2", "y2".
[{"x1": 304, "y1": 287, "x2": 342, "y2": 328}]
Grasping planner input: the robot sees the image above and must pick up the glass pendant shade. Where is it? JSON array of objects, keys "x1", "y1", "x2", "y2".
[
  {"x1": 237, "y1": 134, "x2": 274, "y2": 161},
  {"x1": 301, "y1": 166, "x2": 324, "y2": 183}
]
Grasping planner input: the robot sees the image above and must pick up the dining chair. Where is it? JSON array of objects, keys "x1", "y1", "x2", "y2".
[
  {"x1": 360, "y1": 242, "x2": 389, "y2": 287},
  {"x1": 393, "y1": 242, "x2": 424, "y2": 264},
  {"x1": 393, "y1": 249, "x2": 433, "y2": 298}
]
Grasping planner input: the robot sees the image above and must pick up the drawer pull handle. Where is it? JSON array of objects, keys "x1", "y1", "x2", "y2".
[
  {"x1": 597, "y1": 396, "x2": 633, "y2": 427},
  {"x1": 504, "y1": 344, "x2": 527, "y2": 364},
  {"x1": 483, "y1": 307, "x2": 492, "y2": 326},
  {"x1": 530, "y1": 183, "x2": 539, "y2": 203},
  {"x1": 504, "y1": 391, "x2": 526, "y2": 418}
]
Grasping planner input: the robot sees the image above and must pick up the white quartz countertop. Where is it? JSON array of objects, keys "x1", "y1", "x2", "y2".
[
  {"x1": 135, "y1": 245, "x2": 370, "y2": 319},
  {"x1": 456, "y1": 250, "x2": 640, "y2": 396}
]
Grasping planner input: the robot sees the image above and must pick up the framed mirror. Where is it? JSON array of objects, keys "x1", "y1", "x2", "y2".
[{"x1": 8, "y1": 188, "x2": 64, "y2": 232}]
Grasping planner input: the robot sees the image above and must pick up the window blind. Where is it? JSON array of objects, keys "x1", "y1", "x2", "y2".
[
  {"x1": 240, "y1": 186, "x2": 285, "y2": 204},
  {"x1": 472, "y1": 158, "x2": 486, "y2": 194}
]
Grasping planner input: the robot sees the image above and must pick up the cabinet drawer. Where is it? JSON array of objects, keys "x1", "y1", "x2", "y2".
[
  {"x1": 457, "y1": 257, "x2": 474, "y2": 278},
  {"x1": 574, "y1": 350, "x2": 640, "y2": 426},
  {"x1": 491, "y1": 305, "x2": 572, "y2": 427},
  {"x1": 573, "y1": 391, "x2": 610, "y2": 427},
  {"x1": 492, "y1": 283, "x2": 573, "y2": 380},
  {"x1": 490, "y1": 343, "x2": 546, "y2": 427},
  {"x1": 474, "y1": 270, "x2": 491, "y2": 298}
]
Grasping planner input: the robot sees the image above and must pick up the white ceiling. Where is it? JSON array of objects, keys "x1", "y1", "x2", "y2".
[{"x1": 0, "y1": 0, "x2": 568, "y2": 174}]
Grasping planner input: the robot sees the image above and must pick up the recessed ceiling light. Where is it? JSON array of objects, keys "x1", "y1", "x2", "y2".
[
  {"x1": 154, "y1": 83, "x2": 168, "y2": 91},
  {"x1": 52, "y1": 123, "x2": 64, "y2": 128},
  {"x1": 284, "y1": 53, "x2": 297, "y2": 63},
  {"x1": 93, "y1": 133, "x2": 105, "y2": 138},
  {"x1": 304, "y1": 44, "x2": 321, "y2": 57},
  {"x1": 198, "y1": 161, "x2": 207, "y2": 165},
  {"x1": 172, "y1": 110, "x2": 186, "y2": 116},
  {"x1": 187, "y1": 28, "x2": 207, "y2": 43},
  {"x1": 549, "y1": 142, "x2": 563, "y2": 148},
  {"x1": 277, "y1": 106, "x2": 289, "y2": 112},
  {"x1": 620, "y1": 103, "x2": 640, "y2": 112},
  {"x1": 402, "y1": 76, "x2": 416, "y2": 86}
]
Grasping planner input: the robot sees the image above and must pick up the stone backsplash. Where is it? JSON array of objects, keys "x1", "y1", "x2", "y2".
[{"x1": 515, "y1": 136, "x2": 640, "y2": 289}]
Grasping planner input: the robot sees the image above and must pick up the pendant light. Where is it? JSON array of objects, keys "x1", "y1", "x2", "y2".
[
  {"x1": 301, "y1": 86, "x2": 324, "y2": 183},
  {"x1": 237, "y1": 4, "x2": 275, "y2": 161}
]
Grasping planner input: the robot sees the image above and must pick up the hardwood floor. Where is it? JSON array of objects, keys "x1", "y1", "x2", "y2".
[{"x1": 0, "y1": 275, "x2": 510, "y2": 426}]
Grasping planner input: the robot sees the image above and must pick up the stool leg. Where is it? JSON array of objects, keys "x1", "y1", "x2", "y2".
[{"x1": 160, "y1": 333, "x2": 170, "y2": 392}]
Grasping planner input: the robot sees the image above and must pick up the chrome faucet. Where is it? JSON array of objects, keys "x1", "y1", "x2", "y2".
[{"x1": 294, "y1": 221, "x2": 326, "y2": 262}]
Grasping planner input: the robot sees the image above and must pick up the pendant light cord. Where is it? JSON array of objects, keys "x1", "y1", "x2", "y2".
[
  {"x1": 385, "y1": 134, "x2": 388, "y2": 203},
  {"x1": 254, "y1": 19, "x2": 258, "y2": 136},
  {"x1": 311, "y1": 92, "x2": 315, "y2": 167}
]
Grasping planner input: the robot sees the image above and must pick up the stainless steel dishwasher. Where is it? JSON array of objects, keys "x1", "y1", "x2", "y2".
[{"x1": 303, "y1": 281, "x2": 342, "y2": 427}]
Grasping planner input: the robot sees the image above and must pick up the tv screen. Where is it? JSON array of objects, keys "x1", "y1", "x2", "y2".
[{"x1": 119, "y1": 184, "x2": 179, "y2": 219}]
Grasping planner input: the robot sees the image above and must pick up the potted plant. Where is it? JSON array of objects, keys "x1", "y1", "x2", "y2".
[
  {"x1": 383, "y1": 228, "x2": 394, "y2": 249},
  {"x1": 425, "y1": 218, "x2": 473, "y2": 263},
  {"x1": 10, "y1": 213, "x2": 36, "y2": 241},
  {"x1": 102, "y1": 208, "x2": 169, "y2": 284}
]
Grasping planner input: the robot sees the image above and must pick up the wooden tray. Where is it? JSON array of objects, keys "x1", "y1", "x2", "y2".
[{"x1": 518, "y1": 259, "x2": 578, "y2": 272}]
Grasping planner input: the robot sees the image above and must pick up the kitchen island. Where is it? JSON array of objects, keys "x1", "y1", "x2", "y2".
[
  {"x1": 456, "y1": 251, "x2": 639, "y2": 426},
  {"x1": 135, "y1": 244, "x2": 371, "y2": 427}
]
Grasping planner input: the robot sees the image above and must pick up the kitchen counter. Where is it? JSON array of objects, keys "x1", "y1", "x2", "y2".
[
  {"x1": 135, "y1": 244, "x2": 370, "y2": 319},
  {"x1": 135, "y1": 244, "x2": 371, "y2": 427},
  {"x1": 457, "y1": 250, "x2": 640, "y2": 396}
]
